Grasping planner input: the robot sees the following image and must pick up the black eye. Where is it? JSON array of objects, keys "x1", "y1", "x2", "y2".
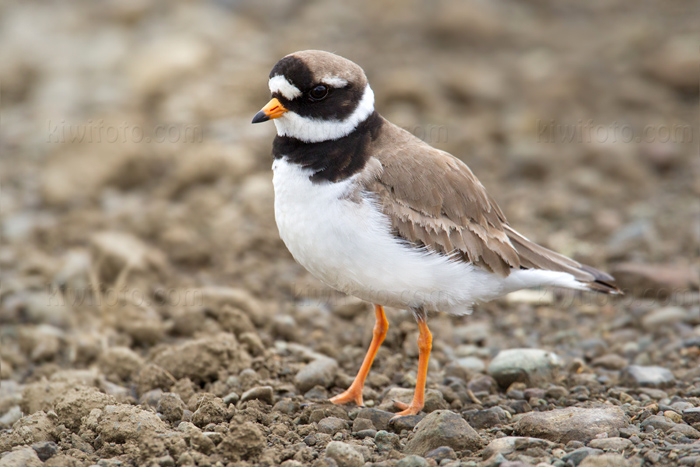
[{"x1": 309, "y1": 85, "x2": 329, "y2": 101}]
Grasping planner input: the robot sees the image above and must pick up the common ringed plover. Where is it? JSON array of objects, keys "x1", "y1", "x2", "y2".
[{"x1": 252, "y1": 50, "x2": 619, "y2": 418}]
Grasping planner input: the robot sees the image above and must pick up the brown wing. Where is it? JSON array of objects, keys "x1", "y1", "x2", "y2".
[
  {"x1": 366, "y1": 120, "x2": 620, "y2": 292},
  {"x1": 366, "y1": 121, "x2": 519, "y2": 276}
]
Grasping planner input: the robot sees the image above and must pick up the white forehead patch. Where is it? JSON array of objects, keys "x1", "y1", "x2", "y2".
[
  {"x1": 321, "y1": 76, "x2": 348, "y2": 88},
  {"x1": 269, "y1": 75, "x2": 302, "y2": 100}
]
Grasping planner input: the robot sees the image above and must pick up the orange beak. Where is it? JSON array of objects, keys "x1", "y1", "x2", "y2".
[{"x1": 251, "y1": 98, "x2": 288, "y2": 123}]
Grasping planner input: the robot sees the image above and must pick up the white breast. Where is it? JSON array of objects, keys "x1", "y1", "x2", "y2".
[{"x1": 271, "y1": 158, "x2": 518, "y2": 314}]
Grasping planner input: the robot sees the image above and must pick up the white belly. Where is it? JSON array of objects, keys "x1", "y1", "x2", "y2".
[{"x1": 271, "y1": 158, "x2": 515, "y2": 313}]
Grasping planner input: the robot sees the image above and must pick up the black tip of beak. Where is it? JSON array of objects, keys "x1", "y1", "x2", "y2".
[{"x1": 251, "y1": 111, "x2": 269, "y2": 124}]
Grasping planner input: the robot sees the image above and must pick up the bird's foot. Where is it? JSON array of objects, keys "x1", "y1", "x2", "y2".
[
  {"x1": 390, "y1": 400, "x2": 423, "y2": 420},
  {"x1": 329, "y1": 386, "x2": 364, "y2": 407}
]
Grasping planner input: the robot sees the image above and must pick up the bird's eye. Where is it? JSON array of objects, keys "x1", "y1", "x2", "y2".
[{"x1": 309, "y1": 85, "x2": 329, "y2": 101}]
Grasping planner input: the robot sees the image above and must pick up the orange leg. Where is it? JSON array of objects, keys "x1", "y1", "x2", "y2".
[
  {"x1": 330, "y1": 304, "x2": 388, "y2": 407},
  {"x1": 392, "y1": 314, "x2": 432, "y2": 418}
]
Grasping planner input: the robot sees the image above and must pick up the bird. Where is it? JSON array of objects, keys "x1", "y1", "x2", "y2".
[{"x1": 251, "y1": 50, "x2": 620, "y2": 418}]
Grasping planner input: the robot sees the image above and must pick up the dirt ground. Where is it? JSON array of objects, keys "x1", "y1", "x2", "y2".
[{"x1": 1, "y1": 1, "x2": 699, "y2": 466}]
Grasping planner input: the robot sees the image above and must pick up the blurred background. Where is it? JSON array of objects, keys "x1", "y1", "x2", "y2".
[{"x1": 0, "y1": 0, "x2": 699, "y2": 462}]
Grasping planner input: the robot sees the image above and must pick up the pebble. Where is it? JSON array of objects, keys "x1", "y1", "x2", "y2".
[
  {"x1": 588, "y1": 437, "x2": 632, "y2": 451},
  {"x1": 425, "y1": 446, "x2": 456, "y2": 462},
  {"x1": 682, "y1": 407, "x2": 700, "y2": 425},
  {"x1": 294, "y1": 358, "x2": 338, "y2": 393},
  {"x1": 390, "y1": 414, "x2": 423, "y2": 433},
  {"x1": 487, "y1": 348, "x2": 562, "y2": 387},
  {"x1": 640, "y1": 414, "x2": 676, "y2": 432},
  {"x1": 515, "y1": 406, "x2": 628, "y2": 443},
  {"x1": 223, "y1": 392, "x2": 240, "y2": 405},
  {"x1": 664, "y1": 410, "x2": 683, "y2": 423},
  {"x1": 31, "y1": 441, "x2": 60, "y2": 462},
  {"x1": 352, "y1": 417, "x2": 375, "y2": 433},
  {"x1": 404, "y1": 410, "x2": 482, "y2": 455},
  {"x1": 621, "y1": 365, "x2": 676, "y2": 388},
  {"x1": 467, "y1": 406, "x2": 509, "y2": 429},
  {"x1": 591, "y1": 354, "x2": 628, "y2": 371},
  {"x1": 324, "y1": 441, "x2": 364, "y2": 467},
  {"x1": 240, "y1": 386, "x2": 274, "y2": 405},
  {"x1": 157, "y1": 393, "x2": 186, "y2": 423},
  {"x1": 0, "y1": 446, "x2": 44, "y2": 467},
  {"x1": 318, "y1": 417, "x2": 349, "y2": 435},
  {"x1": 642, "y1": 307, "x2": 688, "y2": 329},
  {"x1": 396, "y1": 455, "x2": 431, "y2": 467},
  {"x1": 562, "y1": 447, "x2": 603, "y2": 466},
  {"x1": 482, "y1": 437, "x2": 554, "y2": 458}
]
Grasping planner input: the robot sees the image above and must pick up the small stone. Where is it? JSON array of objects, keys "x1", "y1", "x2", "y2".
[
  {"x1": 295, "y1": 358, "x2": 338, "y2": 393},
  {"x1": 390, "y1": 414, "x2": 423, "y2": 433},
  {"x1": 240, "y1": 386, "x2": 274, "y2": 405},
  {"x1": 375, "y1": 430, "x2": 401, "y2": 451},
  {"x1": 487, "y1": 348, "x2": 562, "y2": 387},
  {"x1": 664, "y1": 410, "x2": 683, "y2": 423},
  {"x1": 468, "y1": 406, "x2": 508, "y2": 429},
  {"x1": 397, "y1": 455, "x2": 431, "y2": 467},
  {"x1": 580, "y1": 453, "x2": 632, "y2": 467},
  {"x1": 621, "y1": 365, "x2": 675, "y2": 388},
  {"x1": 324, "y1": 441, "x2": 363, "y2": 467},
  {"x1": 562, "y1": 447, "x2": 603, "y2": 466},
  {"x1": 157, "y1": 393, "x2": 186, "y2": 423},
  {"x1": 425, "y1": 446, "x2": 457, "y2": 462},
  {"x1": 31, "y1": 441, "x2": 59, "y2": 462},
  {"x1": 355, "y1": 429, "x2": 377, "y2": 438},
  {"x1": 682, "y1": 407, "x2": 700, "y2": 425},
  {"x1": 191, "y1": 395, "x2": 228, "y2": 427},
  {"x1": 352, "y1": 417, "x2": 375, "y2": 433},
  {"x1": 545, "y1": 386, "x2": 569, "y2": 400},
  {"x1": 318, "y1": 417, "x2": 349, "y2": 435},
  {"x1": 273, "y1": 399, "x2": 299, "y2": 415},
  {"x1": 591, "y1": 354, "x2": 628, "y2": 371},
  {"x1": 514, "y1": 407, "x2": 627, "y2": 443},
  {"x1": 642, "y1": 307, "x2": 688, "y2": 329},
  {"x1": 482, "y1": 437, "x2": 554, "y2": 458},
  {"x1": 223, "y1": 392, "x2": 240, "y2": 405},
  {"x1": 356, "y1": 408, "x2": 394, "y2": 431},
  {"x1": 0, "y1": 446, "x2": 43, "y2": 467},
  {"x1": 304, "y1": 385, "x2": 329, "y2": 400},
  {"x1": 455, "y1": 357, "x2": 486, "y2": 373},
  {"x1": 588, "y1": 437, "x2": 632, "y2": 451},
  {"x1": 404, "y1": 410, "x2": 482, "y2": 455},
  {"x1": 640, "y1": 414, "x2": 676, "y2": 432}
]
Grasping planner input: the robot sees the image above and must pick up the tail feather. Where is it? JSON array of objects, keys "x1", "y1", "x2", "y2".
[{"x1": 504, "y1": 225, "x2": 621, "y2": 294}]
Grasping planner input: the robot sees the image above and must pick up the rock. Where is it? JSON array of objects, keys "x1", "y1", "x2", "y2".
[
  {"x1": 645, "y1": 35, "x2": 700, "y2": 93},
  {"x1": 98, "y1": 346, "x2": 145, "y2": 383},
  {"x1": 562, "y1": 447, "x2": 603, "y2": 466},
  {"x1": 396, "y1": 455, "x2": 431, "y2": 467},
  {"x1": 487, "y1": 348, "x2": 562, "y2": 387},
  {"x1": 621, "y1": 365, "x2": 675, "y2": 388},
  {"x1": 580, "y1": 453, "x2": 631, "y2": 467},
  {"x1": 482, "y1": 437, "x2": 554, "y2": 458},
  {"x1": 54, "y1": 386, "x2": 117, "y2": 430},
  {"x1": 640, "y1": 414, "x2": 676, "y2": 432},
  {"x1": 191, "y1": 394, "x2": 228, "y2": 427},
  {"x1": 0, "y1": 446, "x2": 43, "y2": 467},
  {"x1": 664, "y1": 410, "x2": 682, "y2": 424},
  {"x1": 90, "y1": 231, "x2": 166, "y2": 284},
  {"x1": 642, "y1": 307, "x2": 688, "y2": 329},
  {"x1": 295, "y1": 358, "x2": 338, "y2": 392},
  {"x1": 588, "y1": 437, "x2": 632, "y2": 451},
  {"x1": 318, "y1": 417, "x2": 349, "y2": 435},
  {"x1": 468, "y1": 406, "x2": 509, "y2": 429},
  {"x1": 351, "y1": 417, "x2": 375, "y2": 433},
  {"x1": 135, "y1": 364, "x2": 176, "y2": 396},
  {"x1": 404, "y1": 410, "x2": 482, "y2": 455},
  {"x1": 3, "y1": 411, "x2": 57, "y2": 447},
  {"x1": 610, "y1": 263, "x2": 699, "y2": 298},
  {"x1": 591, "y1": 354, "x2": 628, "y2": 371},
  {"x1": 425, "y1": 446, "x2": 457, "y2": 462},
  {"x1": 240, "y1": 386, "x2": 274, "y2": 405},
  {"x1": 0, "y1": 406, "x2": 22, "y2": 428},
  {"x1": 31, "y1": 441, "x2": 59, "y2": 462},
  {"x1": 152, "y1": 333, "x2": 251, "y2": 384},
  {"x1": 157, "y1": 392, "x2": 186, "y2": 423},
  {"x1": 324, "y1": 441, "x2": 364, "y2": 467},
  {"x1": 217, "y1": 421, "x2": 265, "y2": 461},
  {"x1": 86, "y1": 404, "x2": 170, "y2": 442},
  {"x1": 683, "y1": 407, "x2": 700, "y2": 425},
  {"x1": 455, "y1": 356, "x2": 486, "y2": 373},
  {"x1": 390, "y1": 414, "x2": 423, "y2": 433},
  {"x1": 379, "y1": 387, "x2": 447, "y2": 413},
  {"x1": 514, "y1": 407, "x2": 627, "y2": 443},
  {"x1": 356, "y1": 408, "x2": 394, "y2": 431}
]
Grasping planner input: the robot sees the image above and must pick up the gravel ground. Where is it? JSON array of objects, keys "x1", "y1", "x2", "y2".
[{"x1": 1, "y1": 1, "x2": 699, "y2": 466}]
